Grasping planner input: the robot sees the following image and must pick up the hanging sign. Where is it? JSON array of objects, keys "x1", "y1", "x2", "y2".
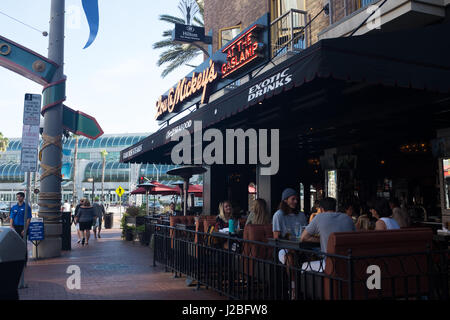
[
  {"x1": 221, "y1": 24, "x2": 265, "y2": 78},
  {"x1": 172, "y1": 24, "x2": 206, "y2": 44}
]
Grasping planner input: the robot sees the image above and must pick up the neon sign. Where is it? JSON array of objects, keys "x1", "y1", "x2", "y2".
[
  {"x1": 221, "y1": 25, "x2": 264, "y2": 78},
  {"x1": 155, "y1": 60, "x2": 219, "y2": 120}
]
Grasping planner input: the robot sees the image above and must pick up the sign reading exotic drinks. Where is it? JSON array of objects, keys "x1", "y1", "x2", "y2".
[
  {"x1": 155, "y1": 60, "x2": 219, "y2": 120},
  {"x1": 221, "y1": 24, "x2": 264, "y2": 78}
]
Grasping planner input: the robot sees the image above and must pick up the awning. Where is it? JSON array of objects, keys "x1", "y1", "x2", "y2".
[{"x1": 121, "y1": 22, "x2": 450, "y2": 164}]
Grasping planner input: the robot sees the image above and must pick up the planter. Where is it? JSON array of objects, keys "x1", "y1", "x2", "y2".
[
  {"x1": 138, "y1": 232, "x2": 148, "y2": 246},
  {"x1": 125, "y1": 228, "x2": 134, "y2": 241}
]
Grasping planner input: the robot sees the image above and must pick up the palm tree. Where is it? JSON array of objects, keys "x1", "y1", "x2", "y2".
[
  {"x1": 0, "y1": 132, "x2": 9, "y2": 152},
  {"x1": 100, "y1": 150, "x2": 108, "y2": 205},
  {"x1": 153, "y1": 0, "x2": 208, "y2": 78}
]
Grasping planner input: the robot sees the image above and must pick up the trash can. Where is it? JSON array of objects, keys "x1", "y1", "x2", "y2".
[
  {"x1": 0, "y1": 227, "x2": 26, "y2": 300},
  {"x1": 61, "y1": 211, "x2": 71, "y2": 251},
  {"x1": 104, "y1": 212, "x2": 113, "y2": 229}
]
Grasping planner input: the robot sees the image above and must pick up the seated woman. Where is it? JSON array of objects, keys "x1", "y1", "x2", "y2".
[
  {"x1": 246, "y1": 198, "x2": 271, "y2": 226},
  {"x1": 215, "y1": 200, "x2": 234, "y2": 231},
  {"x1": 369, "y1": 197, "x2": 400, "y2": 230}
]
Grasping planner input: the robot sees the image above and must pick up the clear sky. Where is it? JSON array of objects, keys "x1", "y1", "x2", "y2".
[{"x1": 0, "y1": 0, "x2": 203, "y2": 138}]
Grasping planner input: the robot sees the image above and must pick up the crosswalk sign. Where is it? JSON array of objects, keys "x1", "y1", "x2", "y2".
[{"x1": 115, "y1": 186, "x2": 125, "y2": 197}]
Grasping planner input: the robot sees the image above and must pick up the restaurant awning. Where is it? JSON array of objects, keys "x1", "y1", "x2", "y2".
[{"x1": 121, "y1": 22, "x2": 450, "y2": 164}]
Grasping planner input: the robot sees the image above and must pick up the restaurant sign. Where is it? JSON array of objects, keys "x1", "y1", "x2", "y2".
[
  {"x1": 221, "y1": 24, "x2": 265, "y2": 78},
  {"x1": 155, "y1": 60, "x2": 219, "y2": 120}
]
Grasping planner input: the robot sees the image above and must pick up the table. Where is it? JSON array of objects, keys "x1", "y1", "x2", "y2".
[{"x1": 267, "y1": 238, "x2": 320, "y2": 250}]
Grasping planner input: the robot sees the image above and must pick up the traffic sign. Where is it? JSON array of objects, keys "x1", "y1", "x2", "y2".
[
  {"x1": 21, "y1": 125, "x2": 40, "y2": 149},
  {"x1": 115, "y1": 186, "x2": 125, "y2": 197},
  {"x1": 23, "y1": 94, "x2": 42, "y2": 125},
  {"x1": 62, "y1": 105, "x2": 103, "y2": 139},
  {"x1": 20, "y1": 147, "x2": 38, "y2": 172}
]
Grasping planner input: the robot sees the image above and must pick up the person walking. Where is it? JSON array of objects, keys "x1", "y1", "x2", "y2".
[
  {"x1": 9, "y1": 192, "x2": 32, "y2": 237},
  {"x1": 74, "y1": 198, "x2": 96, "y2": 246},
  {"x1": 92, "y1": 197, "x2": 105, "y2": 239},
  {"x1": 61, "y1": 199, "x2": 71, "y2": 213},
  {"x1": 73, "y1": 199, "x2": 84, "y2": 244}
]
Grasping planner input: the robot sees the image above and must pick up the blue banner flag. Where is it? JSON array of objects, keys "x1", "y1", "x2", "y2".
[{"x1": 82, "y1": 0, "x2": 100, "y2": 49}]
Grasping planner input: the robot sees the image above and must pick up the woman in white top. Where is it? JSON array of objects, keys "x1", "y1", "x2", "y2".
[{"x1": 369, "y1": 198, "x2": 400, "y2": 230}]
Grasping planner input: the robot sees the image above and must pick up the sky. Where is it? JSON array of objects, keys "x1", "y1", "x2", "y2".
[{"x1": 0, "y1": 0, "x2": 203, "y2": 138}]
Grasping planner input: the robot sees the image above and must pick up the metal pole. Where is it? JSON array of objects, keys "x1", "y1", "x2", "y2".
[
  {"x1": 92, "y1": 179, "x2": 94, "y2": 202},
  {"x1": 19, "y1": 172, "x2": 31, "y2": 289},
  {"x1": 38, "y1": 0, "x2": 65, "y2": 258},
  {"x1": 183, "y1": 179, "x2": 188, "y2": 216}
]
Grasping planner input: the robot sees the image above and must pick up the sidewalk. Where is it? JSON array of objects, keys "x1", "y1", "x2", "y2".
[{"x1": 19, "y1": 228, "x2": 224, "y2": 300}]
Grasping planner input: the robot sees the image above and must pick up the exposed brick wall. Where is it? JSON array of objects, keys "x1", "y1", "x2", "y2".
[
  {"x1": 204, "y1": 0, "x2": 270, "y2": 53},
  {"x1": 305, "y1": 0, "x2": 330, "y2": 46}
]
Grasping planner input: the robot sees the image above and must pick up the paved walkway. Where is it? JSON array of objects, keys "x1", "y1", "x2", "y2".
[{"x1": 19, "y1": 228, "x2": 224, "y2": 300}]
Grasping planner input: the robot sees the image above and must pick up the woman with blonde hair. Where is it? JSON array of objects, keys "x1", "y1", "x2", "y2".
[
  {"x1": 246, "y1": 198, "x2": 271, "y2": 225},
  {"x1": 215, "y1": 200, "x2": 233, "y2": 230}
]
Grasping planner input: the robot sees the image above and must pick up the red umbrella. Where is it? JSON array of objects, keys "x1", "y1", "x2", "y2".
[{"x1": 131, "y1": 182, "x2": 178, "y2": 196}]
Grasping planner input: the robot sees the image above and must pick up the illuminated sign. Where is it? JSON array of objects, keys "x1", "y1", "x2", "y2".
[
  {"x1": 155, "y1": 60, "x2": 219, "y2": 120},
  {"x1": 221, "y1": 24, "x2": 264, "y2": 78}
]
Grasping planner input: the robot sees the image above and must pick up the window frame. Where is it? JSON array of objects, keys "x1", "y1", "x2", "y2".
[{"x1": 218, "y1": 24, "x2": 242, "y2": 49}]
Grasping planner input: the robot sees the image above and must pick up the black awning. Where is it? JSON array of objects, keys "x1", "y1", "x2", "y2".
[{"x1": 121, "y1": 22, "x2": 450, "y2": 164}]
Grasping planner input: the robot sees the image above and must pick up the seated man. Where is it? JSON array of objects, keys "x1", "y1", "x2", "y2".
[{"x1": 300, "y1": 197, "x2": 355, "y2": 272}]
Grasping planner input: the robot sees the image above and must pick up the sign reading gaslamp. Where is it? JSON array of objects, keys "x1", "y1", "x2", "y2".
[
  {"x1": 221, "y1": 24, "x2": 265, "y2": 78},
  {"x1": 155, "y1": 60, "x2": 219, "y2": 120}
]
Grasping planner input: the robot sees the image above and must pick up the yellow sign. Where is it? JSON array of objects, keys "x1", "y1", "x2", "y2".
[{"x1": 115, "y1": 186, "x2": 125, "y2": 197}]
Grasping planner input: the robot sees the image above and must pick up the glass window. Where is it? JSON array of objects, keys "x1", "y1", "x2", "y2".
[
  {"x1": 93, "y1": 137, "x2": 102, "y2": 148},
  {"x1": 443, "y1": 159, "x2": 450, "y2": 210},
  {"x1": 219, "y1": 25, "x2": 241, "y2": 48}
]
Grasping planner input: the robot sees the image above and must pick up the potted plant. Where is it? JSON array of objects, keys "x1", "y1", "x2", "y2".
[
  {"x1": 136, "y1": 225, "x2": 147, "y2": 245},
  {"x1": 125, "y1": 225, "x2": 135, "y2": 241}
]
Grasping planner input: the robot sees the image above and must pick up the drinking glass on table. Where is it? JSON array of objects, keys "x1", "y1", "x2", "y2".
[{"x1": 294, "y1": 222, "x2": 303, "y2": 240}]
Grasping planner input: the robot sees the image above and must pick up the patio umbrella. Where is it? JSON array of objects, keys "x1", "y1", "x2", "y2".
[{"x1": 167, "y1": 166, "x2": 207, "y2": 216}]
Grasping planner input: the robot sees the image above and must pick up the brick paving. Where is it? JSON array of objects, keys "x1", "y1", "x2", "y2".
[{"x1": 19, "y1": 228, "x2": 225, "y2": 300}]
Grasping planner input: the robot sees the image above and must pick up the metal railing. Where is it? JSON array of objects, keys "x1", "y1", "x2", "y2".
[
  {"x1": 151, "y1": 223, "x2": 449, "y2": 300},
  {"x1": 270, "y1": 9, "x2": 308, "y2": 58},
  {"x1": 329, "y1": 0, "x2": 378, "y2": 25}
]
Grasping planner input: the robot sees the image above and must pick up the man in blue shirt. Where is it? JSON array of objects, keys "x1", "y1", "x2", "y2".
[{"x1": 9, "y1": 192, "x2": 32, "y2": 237}]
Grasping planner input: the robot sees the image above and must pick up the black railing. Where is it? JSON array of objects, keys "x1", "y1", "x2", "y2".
[{"x1": 151, "y1": 223, "x2": 449, "y2": 300}]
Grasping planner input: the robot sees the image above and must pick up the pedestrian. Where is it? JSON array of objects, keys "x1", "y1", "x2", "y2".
[
  {"x1": 74, "y1": 199, "x2": 84, "y2": 244},
  {"x1": 74, "y1": 198, "x2": 96, "y2": 246},
  {"x1": 168, "y1": 202, "x2": 180, "y2": 216},
  {"x1": 61, "y1": 199, "x2": 71, "y2": 213},
  {"x1": 92, "y1": 197, "x2": 105, "y2": 238},
  {"x1": 9, "y1": 192, "x2": 32, "y2": 237}
]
